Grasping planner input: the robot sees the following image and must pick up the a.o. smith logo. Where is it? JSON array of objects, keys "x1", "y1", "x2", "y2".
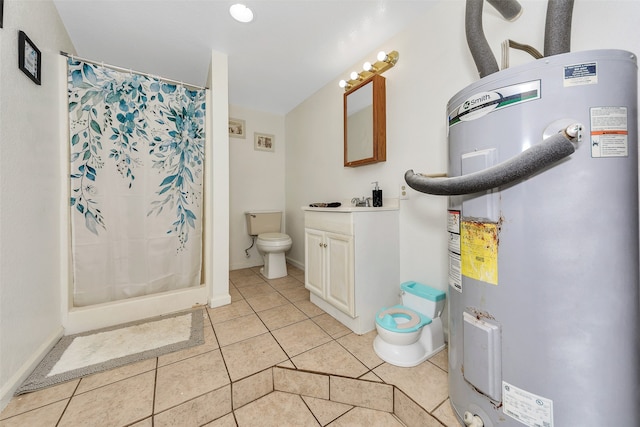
[
  {"x1": 459, "y1": 91, "x2": 502, "y2": 120},
  {"x1": 448, "y1": 80, "x2": 541, "y2": 127}
]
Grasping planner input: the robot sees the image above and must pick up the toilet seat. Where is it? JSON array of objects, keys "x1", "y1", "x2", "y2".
[
  {"x1": 375, "y1": 305, "x2": 432, "y2": 333},
  {"x1": 257, "y1": 232, "x2": 290, "y2": 242},
  {"x1": 257, "y1": 233, "x2": 292, "y2": 249}
]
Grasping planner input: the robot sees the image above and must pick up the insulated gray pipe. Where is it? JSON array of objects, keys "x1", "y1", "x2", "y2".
[
  {"x1": 404, "y1": 130, "x2": 578, "y2": 196},
  {"x1": 466, "y1": 0, "x2": 523, "y2": 78},
  {"x1": 487, "y1": 0, "x2": 523, "y2": 21},
  {"x1": 544, "y1": 0, "x2": 575, "y2": 56},
  {"x1": 466, "y1": 0, "x2": 499, "y2": 78}
]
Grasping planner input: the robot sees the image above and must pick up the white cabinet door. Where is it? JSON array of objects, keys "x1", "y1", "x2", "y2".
[
  {"x1": 325, "y1": 232, "x2": 354, "y2": 316},
  {"x1": 304, "y1": 228, "x2": 325, "y2": 297}
]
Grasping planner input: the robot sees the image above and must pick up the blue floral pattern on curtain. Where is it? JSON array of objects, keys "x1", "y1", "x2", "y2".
[{"x1": 67, "y1": 58, "x2": 207, "y2": 306}]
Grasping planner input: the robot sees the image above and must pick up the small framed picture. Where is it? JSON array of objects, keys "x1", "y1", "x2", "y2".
[
  {"x1": 228, "y1": 118, "x2": 246, "y2": 139},
  {"x1": 254, "y1": 132, "x2": 275, "y2": 152},
  {"x1": 18, "y1": 31, "x2": 41, "y2": 85}
]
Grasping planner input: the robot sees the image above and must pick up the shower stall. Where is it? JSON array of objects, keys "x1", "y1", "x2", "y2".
[
  {"x1": 406, "y1": 1, "x2": 639, "y2": 425},
  {"x1": 59, "y1": 55, "x2": 223, "y2": 334}
]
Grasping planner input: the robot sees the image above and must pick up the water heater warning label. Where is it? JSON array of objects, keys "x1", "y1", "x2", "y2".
[
  {"x1": 460, "y1": 221, "x2": 498, "y2": 286},
  {"x1": 448, "y1": 210, "x2": 462, "y2": 293},
  {"x1": 590, "y1": 107, "x2": 628, "y2": 158},
  {"x1": 503, "y1": 382, "x2": 553, "y2": 427}
]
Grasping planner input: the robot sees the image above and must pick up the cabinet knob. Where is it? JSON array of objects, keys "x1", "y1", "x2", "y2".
[
  {"x1": 323, "y1": 243, "x2": 327, "y2": 248},
  {"x1": 319, "y1": 243, "x2": 323, "y2": 247}
]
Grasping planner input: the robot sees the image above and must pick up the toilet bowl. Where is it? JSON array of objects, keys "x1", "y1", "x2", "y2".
[
  {"x1": 374, "y1": 281, "x2": 446, "y2": 367},
  {"x1": 256, "y1": 232, "x2": 292, "y2": 279},
  {"x1": 245, "y1": 211, "x2": 292, "y2": 279}
]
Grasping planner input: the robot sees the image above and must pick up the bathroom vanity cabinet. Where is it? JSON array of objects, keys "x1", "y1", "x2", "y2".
[
  {"x1": 302, "y1": 204, "x2": 399, "y2": 334},
  {"x1": 305, "y1": 225, "x2": 354, "y2": 316}
]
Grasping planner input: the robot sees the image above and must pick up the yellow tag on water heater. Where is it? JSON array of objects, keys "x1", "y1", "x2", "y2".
[{"x1": 460, "y1": 221, "x2": 498, "y2": 285}]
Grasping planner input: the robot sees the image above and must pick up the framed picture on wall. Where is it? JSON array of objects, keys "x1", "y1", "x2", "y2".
[
  {"x1": 254, "y1": 132, "x2": 275, "y2": 152},
  {"x1": 228, "y1": 118, "x2": 246, "y2": 138},
  {"x1": 18, "y1": 31, "x2": 41, "y2": 85}
]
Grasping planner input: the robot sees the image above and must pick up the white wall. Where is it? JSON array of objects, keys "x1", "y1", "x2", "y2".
[
  {"x1": 208, "y1": 50, "x2": 232, "y2": 308},
  {"x1": 0, "y1": 0, "x2": 75, "y2": 408},
  {"x1": 229, "y1": 105, "x2": 286, "y2": 270},
  {"x1": 285, "y1": 0, "x2": 640, "y2": 297}
]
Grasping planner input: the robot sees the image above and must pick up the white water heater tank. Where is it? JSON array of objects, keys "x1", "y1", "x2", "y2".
[{"x1": 407, "y1": 49, "x2": 639, "y2": 426}]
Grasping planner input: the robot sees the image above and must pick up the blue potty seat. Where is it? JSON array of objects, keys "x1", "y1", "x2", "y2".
[{"x1": 375, "y1": 305, "x2": 432, "y2": 333}]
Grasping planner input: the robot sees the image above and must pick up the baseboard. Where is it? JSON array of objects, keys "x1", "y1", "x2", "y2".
[
  {"x1": 230, "y1": 260, "x2": 263, "y2": 271},
  {"x1": 210, "y1": 293, "x2": 231, "y2": 308},
  {"x1": 285, "y1": 256, "x2": 304, "y2": 271},
  {"x1": 231, "y1": 258, "x2": 303, "y2": 272},
  {"x1": 0, "y1": 326, "x2": 64, "y2": 413}
]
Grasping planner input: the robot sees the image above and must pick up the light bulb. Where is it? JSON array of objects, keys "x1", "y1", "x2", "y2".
[
  {"x1": 377, "y1": 51, "x2": 387, "y2": 62},
  {"x1": 363, "y1": 62, "x2": 373, "y2": 71},
  {"x1": 350, "y1": 71, "x2": 359, "y2": 80},
  {"x1": 338, "y1": 80, "x2": 347, "y2": 88}
]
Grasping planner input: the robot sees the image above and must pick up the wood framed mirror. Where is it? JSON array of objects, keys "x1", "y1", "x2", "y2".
[{"x1": 344, "y1": 74, "x2": 386, "y2": 167}]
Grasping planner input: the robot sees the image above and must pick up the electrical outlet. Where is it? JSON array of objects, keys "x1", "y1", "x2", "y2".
[{"x1": 400, "y1": 184, "x2": 409, "y2": 199}]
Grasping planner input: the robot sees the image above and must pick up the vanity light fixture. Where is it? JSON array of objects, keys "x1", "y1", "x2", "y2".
[
  {"x1": 229, "y1": 3, "x2": 254, "y2": 23},
  {"x1": 338, "y1": 50, "x2": 399, "y2": 91}
]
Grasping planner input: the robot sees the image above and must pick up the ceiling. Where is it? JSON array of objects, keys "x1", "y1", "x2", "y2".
[{"x1": 52, "y1": 0, "x2": 436, "y2": 115}]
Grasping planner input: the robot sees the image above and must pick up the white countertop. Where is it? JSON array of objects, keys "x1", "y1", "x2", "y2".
[{"x1": 302, "y1": 198, "x2": 399, "y2": 212}]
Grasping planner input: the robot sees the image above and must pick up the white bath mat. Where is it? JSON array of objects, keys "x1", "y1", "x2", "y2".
[{"x1": 15, "y1": 309, "x2": 204, "y2": 395}]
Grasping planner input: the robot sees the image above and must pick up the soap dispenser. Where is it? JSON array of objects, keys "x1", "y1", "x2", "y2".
[{"x1": 372, "y1": 181, "x2": 383, "y2": 207}]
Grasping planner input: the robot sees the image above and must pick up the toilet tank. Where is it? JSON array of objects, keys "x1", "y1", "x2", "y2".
[
  {"x1": 245, "y1": 211, "x2": 282, "y2": 236},
  {"x1": 401, "y1": 281, "x2": 446, "y2": 318}
]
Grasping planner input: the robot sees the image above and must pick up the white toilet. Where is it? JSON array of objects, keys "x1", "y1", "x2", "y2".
[
  {"x1": 374, "y1": 281, "x2": 446, "y2": 367},
  {"x1": 245, "y1": 211, "x2": 292, "y2": 279}
]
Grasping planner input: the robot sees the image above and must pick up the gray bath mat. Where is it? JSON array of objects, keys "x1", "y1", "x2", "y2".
[{"x1": 15, "y1": 308, "x2": 204, "y2": 395}]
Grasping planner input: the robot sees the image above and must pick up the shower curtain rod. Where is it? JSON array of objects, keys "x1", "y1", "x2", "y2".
[{"x1": 60, "y1": 51, "x2": 208, "y2": 91}]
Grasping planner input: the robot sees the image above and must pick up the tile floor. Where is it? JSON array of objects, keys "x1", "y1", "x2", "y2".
[{"x1": 0, "y1": 265, "x2": 462, "y2": 427}]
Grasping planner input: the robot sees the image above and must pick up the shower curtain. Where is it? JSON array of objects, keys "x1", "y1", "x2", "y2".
[{"x1": 67, "y1": 58, "x2": 207, "y2": 307}]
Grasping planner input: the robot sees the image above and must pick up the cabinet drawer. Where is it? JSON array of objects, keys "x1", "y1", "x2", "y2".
[{"x1": 304, "y1": 211, "x2": 353, "y2": 235}]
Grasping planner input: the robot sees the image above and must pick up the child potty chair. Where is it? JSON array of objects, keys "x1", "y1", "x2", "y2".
[{"x1": 374, "y1": 281, "x2": 445, "y2": 367}]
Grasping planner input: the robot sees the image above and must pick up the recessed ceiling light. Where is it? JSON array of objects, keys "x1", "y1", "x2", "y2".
[{"x1": 229, "y1": 4, "x2": 254, "y2": 23}]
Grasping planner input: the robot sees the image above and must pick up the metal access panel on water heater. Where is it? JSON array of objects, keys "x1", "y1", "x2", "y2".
[
  {"x1": 463, "y1": 312, "x2": 502, "y2": 401},
  {"x1": 460, "y1": 149, "x2": 499, "y2": 222}
]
